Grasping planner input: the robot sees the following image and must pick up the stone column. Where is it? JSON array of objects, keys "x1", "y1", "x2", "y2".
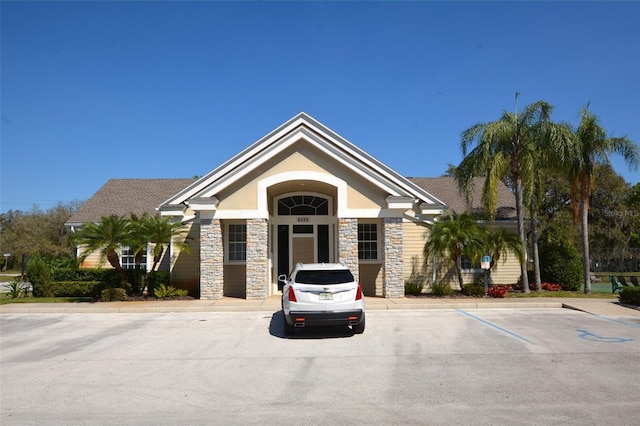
[
  {"x1": 338, "y1": 218, "x2": 359, "y2": 283},
  {"x1": 383, "y1": 217, "x2": 404, "y2": 298},
  {"x1": 246, "y1": 218, "x2": 269, "y2": 300},
  {"x1": 200, "y1": 218, "x2": 224, "y2": 300}
]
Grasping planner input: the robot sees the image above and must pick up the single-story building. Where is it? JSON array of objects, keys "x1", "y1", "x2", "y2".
[{"x1": 66, "y1": 113, "x2": 519, "y2": 299}]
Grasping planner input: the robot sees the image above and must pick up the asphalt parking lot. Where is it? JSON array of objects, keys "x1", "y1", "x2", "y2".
[{"x1": 1, "y1": 308, "x2": 639, "y2": 425}]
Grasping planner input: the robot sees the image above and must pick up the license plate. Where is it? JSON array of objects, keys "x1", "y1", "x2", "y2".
[{"x1": 319, "y1": 292, "x2": 333, "y2": 300}]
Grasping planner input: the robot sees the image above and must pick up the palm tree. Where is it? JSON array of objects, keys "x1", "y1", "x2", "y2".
[
  {"x1": 124, "y1": 213, "x2": 150, "y2": 294},
  {"x1": 423, "y1": 212, "x2": 486, "y2": 290},
  {"x1": 526, "y1": 162, "x2": 552, "y2": 291},
  {"x1": 567, "y1": 105, "x2": 639, "y2": 293},
  {"x1": 73, "y1": 214, "x2": 130, "y2": 283},
  {"x1": 485, "y1": 228, "x2": 525, "y2": 273},
  {"x1": 139, "y1": 214, "x2": 191, "y2": 273},
  {"x1": 456, "y1": 96, "x2": 573, "y2": 293}
]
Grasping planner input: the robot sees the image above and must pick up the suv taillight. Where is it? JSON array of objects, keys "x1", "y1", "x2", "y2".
[
  {"x1": 355, "y1": 284, "x2": 363, "y2": 300},
  {"x1": 288, "y1": 286, "x2": 297, "y2": 302}
]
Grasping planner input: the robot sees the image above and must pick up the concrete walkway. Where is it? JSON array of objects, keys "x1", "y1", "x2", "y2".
[{"x1": 1, "y1": 296, "x2": 638, "y2": 316}]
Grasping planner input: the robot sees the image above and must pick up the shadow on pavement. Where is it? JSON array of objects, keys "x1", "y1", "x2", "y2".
[{"x1": 268, "y1": 310, "x2": 356, "y2": 339}]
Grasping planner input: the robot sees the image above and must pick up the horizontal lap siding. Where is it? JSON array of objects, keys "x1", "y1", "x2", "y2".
[
  {"x1": 403, "y1": 220, "x2": 430, "y2": 286},
  {"x1": 488, "y1": 255, "x2": 521, "y2": 285},
  {"x1": 78, "y1": 248, "x2": 105, "y2": 269},
  {"x1": 170, "y1": 222, "x2": 201, "y2": 294}
]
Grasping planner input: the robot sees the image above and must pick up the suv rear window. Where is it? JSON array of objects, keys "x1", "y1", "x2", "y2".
[{"x1": 294, "y1": 270, "x2": 355, "y2": 285}]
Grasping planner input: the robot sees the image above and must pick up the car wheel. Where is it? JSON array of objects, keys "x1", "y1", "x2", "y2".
[
  {"x1": 283, "y1": 316, "x2": 295, "y2": 336},
  {"x1": 352, "y1": 314, "x2": 365, "y2": 334}
]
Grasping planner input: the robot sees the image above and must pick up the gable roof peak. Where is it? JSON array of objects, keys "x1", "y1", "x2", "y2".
[{"x1": 160, "y1": 113, "x2": 446, "y2": 209}]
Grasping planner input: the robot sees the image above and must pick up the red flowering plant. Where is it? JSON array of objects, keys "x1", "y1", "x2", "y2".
[
  {"x1": 541, "y1": 282, "x2": 561, "y2": 291},
  {"x1": 487, "y1": 285, "x2": 508, "y2": 298}
]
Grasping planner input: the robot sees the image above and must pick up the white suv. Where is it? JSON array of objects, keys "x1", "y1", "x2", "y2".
[{"x1": 279, "y1": 263, "x2": 365, "y2": 336}]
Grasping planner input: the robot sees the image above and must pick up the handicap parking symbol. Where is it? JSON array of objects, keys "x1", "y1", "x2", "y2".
[{"x1": 576, "y1": 329, "x2": 634, "y2": 343}]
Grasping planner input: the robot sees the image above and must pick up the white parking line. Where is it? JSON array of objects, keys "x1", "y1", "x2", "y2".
[{"x1": 455, "y1": 309, "x2": 536, "y2": 345}]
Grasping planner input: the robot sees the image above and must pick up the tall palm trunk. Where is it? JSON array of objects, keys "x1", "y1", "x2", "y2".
[
  {"x1": 151, "y1": 245, "x2": 164, "y2": 273},
  {"x1": 515, "y1": 177, "x2": 530, "y2": 293},
  {"x1": 455, "y1": 253, "x2": 464, "y2": 290},
  {"x1": 530, "y1": 207, "x2": 542, "y2": 291},
  {"x1": 580, "y1": 197, "x2": 591, "y2": 294},
  {"x1": 106, "y1": 249, "x2": 127, "y2": 283}
]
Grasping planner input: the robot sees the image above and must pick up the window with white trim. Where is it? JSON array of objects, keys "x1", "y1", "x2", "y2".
[
  {"x1": 121, "y1": 246, "x2": 147, "y2": 270},
  {"x1": 358, "y1": 223, "x2": 378, "y2": 260},
  {"x1": 227, "y1": 224, "x2": 247, "y2": 262}
]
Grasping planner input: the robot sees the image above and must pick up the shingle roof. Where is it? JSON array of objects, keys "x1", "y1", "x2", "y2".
[
  {"x1": 66, "y1": 176, "x2": 516, "y2": 225},
  {"x1": 408, "y1": 177, "x2": 516, "y2": 219},
  {"x1": 65, "y1": 178, "x2": 196, "y2": 225}
]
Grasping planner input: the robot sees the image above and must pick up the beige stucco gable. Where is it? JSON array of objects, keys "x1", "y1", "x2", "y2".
[
  {"x1": 215, "y1": 141, "x2": 388, "y2": 214},
  {"x1": 158, "y1": 112, "x2": 446, "y2": 217}
]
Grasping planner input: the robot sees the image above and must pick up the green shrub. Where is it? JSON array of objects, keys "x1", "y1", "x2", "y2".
[
  {"x1": 42, "y1": 253, "x2": 78, "y2": 269},
  {"x1": 431, "y1": 282, "x2": 453, "y2": 297},
  {"x1": 539, "y1": 233, "x2": 582, "y2": 291},
  {"x1": 79, "y1": 269, "x2": 115, "y2": 282},
  {"x1": 51, "y1": 268, "x2": 79, "y2": 282},
  {"x1": 405, "y1": 278, "x2": 425, "y2": 295},
  {"x1": 461, "y1": 283, "x2": 485, "y2": 297},
  {"x1": 619, "y1": 287, "x2": 640, "y2": 306},
  {"x1": 154, "y1": 284, "x2": 188, "y2": 299},
  {"x1": 121, "y1": 269, "x2": 145, "y2": 295},
  {"x1": 49, "y1": 281, "x2": 103, "y2": 298},
  {"x1": 146, "y1": 271, "x2": 170, "y2": 295},
  {"x1": 26, "y1": 254, "x2": 53, "y2": 297},
  {"x1": 52, "y1": 268, "x2": 116, "y2": 283},
  {"x1": 100, "y1": 288, "x2": 128, "y2": 302}
]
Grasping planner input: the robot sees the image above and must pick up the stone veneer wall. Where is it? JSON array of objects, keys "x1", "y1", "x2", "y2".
[
  {"x1": 383, "y1": 217, "x2": 404, "y2": 298},
  {"x1": 246, "y1": 218, "x2": 269, "y2": 299},
  {"x1": 200, "y1": 218, "x2": 224, "y2": 300},
  {"x1": 338, "y1": 218, "x2": 359, "y2": 283}
]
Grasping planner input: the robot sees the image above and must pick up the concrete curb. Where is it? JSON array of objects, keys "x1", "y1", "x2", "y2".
[{"x1": 2, "y1": 297, "x2": 638, "y2": 316}]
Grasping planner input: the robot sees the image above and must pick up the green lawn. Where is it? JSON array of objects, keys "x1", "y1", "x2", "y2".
[
  {"x1": 585, "y1": 281, "x2": 615, "y2": 294},
  {"x1": 0, "y1": 295, "x2": 94, "y2": 305}
]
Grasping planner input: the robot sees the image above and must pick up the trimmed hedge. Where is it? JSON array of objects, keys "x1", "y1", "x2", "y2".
[
  {"x1": 51, "y1": 268, "x2": 121, "y2": 287},
  {"x1": 619, "y1": 287, "x2": 640, "y2": 306},
  {"x1": 33, "y1": 268, "x2": 175, "y2": 299},
  {"x1": 101, "y1": 288, "x2": 128, "y2": 302},
  {"x1": 49, "y1": 281, "x2": 104, "y2": 298},
  {"x1": 50, "y1": 268, "x2": 162, "y2": 296}
]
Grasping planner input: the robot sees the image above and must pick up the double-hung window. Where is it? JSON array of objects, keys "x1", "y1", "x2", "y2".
[
  {"x1": 227, "y1": 223, "x2": 247, "y2": 262},
  {"x1": 358, "y1": 223, "x2": 378, "y2": 260}
]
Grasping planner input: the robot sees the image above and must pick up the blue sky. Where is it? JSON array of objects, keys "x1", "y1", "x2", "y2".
[{"x1": 1, "y1": 1, "x2": 639, "y2": 213}]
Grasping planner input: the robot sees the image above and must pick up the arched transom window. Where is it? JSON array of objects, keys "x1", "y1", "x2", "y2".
[{"x1": 277, "y1": 195, "x2": 329, "y2": 216}]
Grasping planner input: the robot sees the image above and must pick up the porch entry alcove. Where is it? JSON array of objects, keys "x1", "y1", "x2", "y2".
[{"x1": 273, "y1": 193, "x2": 334, "y2": 292}]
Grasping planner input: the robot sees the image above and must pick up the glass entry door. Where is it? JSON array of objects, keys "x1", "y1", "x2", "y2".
[
  {"x1": 274, "y1": 194, "x2": 333, "y2": 291},
  {"x1": 276, "y1": 224, "x2": 330, "y2": 290}
]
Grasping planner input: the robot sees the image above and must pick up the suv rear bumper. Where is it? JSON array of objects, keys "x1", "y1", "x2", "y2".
[{"x1": 285, "y1": 310, "x2": 364, "y2": 327}]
